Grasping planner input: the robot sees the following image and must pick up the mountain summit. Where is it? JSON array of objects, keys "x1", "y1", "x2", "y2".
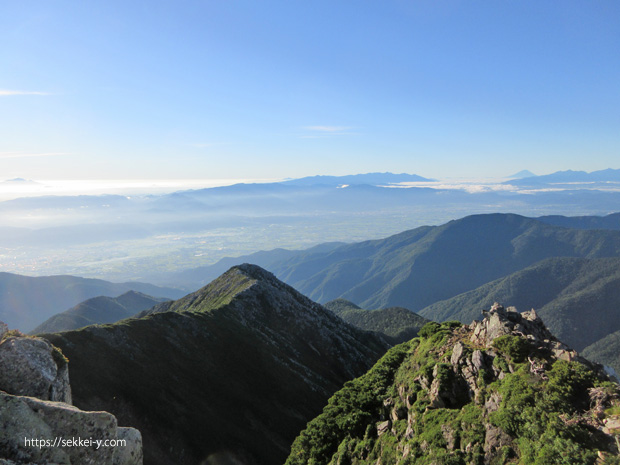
[
  {"x1": 287, "y1": 304, "x2": 620, "y2": 464},
  {"x1": 44, "y1": 264, "x2": 387, "y2": 465}
]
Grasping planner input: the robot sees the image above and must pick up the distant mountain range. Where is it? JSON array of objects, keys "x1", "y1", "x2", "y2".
[
  {"x1": 30, "y1": 291, "x2": 168, "y2": 334},
  {"x1": 140, "y1": 212, "x2": 620, "y2": 375},
  {"x1": 506, "y1": 168, "x2": 620, "y2": 187},
  {"x1": 266, "y1": 213, "x2": 620, "y2": 310},
  {"x1": 538, "y1": 212, "x2": 620, "y2": 230},
  {"x1": 150, "y1": 211, "x2": 620, "y2": 291},
  {"x1": 155, "y1": 242, "x2": 346, "y2": 290},
  {"x1": 282, "y1": 172, "x2": 434, "y2": 186},
  {"x1": 4, "y1": 171, "x2": 620, "y2": 285},
  {"x1": 418, "y1": 257, "x2": 620, "y2": 352},
  {"x1": 43, "y1": 264, "x2": 387, "y2": 465},
  {"x1": 0, "y1": 273, "x2": 184, "y2": 331},
  {"x1": 0, "y1": 177, "x2": 40, "y2": 185}
]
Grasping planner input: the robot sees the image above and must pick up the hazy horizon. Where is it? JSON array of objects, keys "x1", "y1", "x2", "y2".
[{"x1": 2, "y1": 166, "x2": 620, "y2": 201}]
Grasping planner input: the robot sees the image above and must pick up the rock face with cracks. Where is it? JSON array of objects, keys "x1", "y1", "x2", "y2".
[
  {"x1": 286, "y1": 304, "x2": 620, "y2": 465},
  {"x1": 0, "y1": 325, "x2": 143, "y2": 465}
]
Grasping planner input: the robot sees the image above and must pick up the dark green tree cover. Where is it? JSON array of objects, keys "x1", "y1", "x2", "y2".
[
  {"x1": 419, "y1": 257, "x2": 620, "y2": 352},
  {"x1": 325, "y1": 299, "x2": 430, "y2": 344},
  {"x1": 583, "y1": 332, "x2": 620, "y2": 375},
  {"x1": 271, "y1": 214, "x2": 620, "y2": 312}
]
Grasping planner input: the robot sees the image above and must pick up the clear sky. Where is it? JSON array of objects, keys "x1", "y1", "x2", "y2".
[{"x1": 1, "y1": 1, "x2": 619, "y2": 181}]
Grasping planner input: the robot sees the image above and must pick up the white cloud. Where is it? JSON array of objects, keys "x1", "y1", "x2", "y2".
[
  {"x1": 189, "y1": 142, "x2": 228, "y2": 148},
  {"x1": 303, "y1": 126, "x2": 353, "y2": 132},
  {"x1": 0, "y1": 90, "x2": 50, "y2": 96},
  {"x1": 300, "y1": 126, "x2": 358, "y2": 138},
  {"x1": 0, "y1": 152, "x2": 69, "y2": 159}
]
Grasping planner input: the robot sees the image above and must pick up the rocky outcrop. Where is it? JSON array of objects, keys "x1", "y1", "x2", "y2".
[
  {"x1": 471, "y1": 303, "x2": 583, "y2": 362},
  {"x1": 0, "y1": 335, "x2": 71, "y2": 403},
  {"x1": 0, "y1": 393, "x2": 142, "y2": 465},
  {"x1": 0, "y1": 323, "x2": 142, "y2": 465},
  {"x1": 286, "y1": 304, "x2": 620, "y2": 465}
]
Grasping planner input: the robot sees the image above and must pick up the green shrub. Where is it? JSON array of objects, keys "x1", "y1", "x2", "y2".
[
  {"x1": 492, "y1": 335, "x2": 532, "y2": 363},
  {"x1": 418, "y1": 322, "x2": 442, "y2": 338}
]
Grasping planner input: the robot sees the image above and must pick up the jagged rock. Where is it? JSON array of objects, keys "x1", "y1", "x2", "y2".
[
  {"x1": 390, "y1": 405, "x2": 407, "y2": 421},
  {"x1": 0, "y1": 336, "x2": 71, "y2": 403},
  {"x1": 441, "y1": 424, "x2": 456, "y2": 450},
  {"x1": 471, "y1": 303, "x2": 557, "y2": 348},
  {"x1": 484, "y1": 424, "x2": 513, "y2": 464},
  {"x1": 0, "y1": 391, "x2": 142, "y2": 465},
  {"x1": 113, "y1": 427, "x2": 143, "y2": 465},
  {"x1": 429, "y1": 366, "x2": 446, "y2": 409},
  {"x1": 450, "y1": 341, "x2": 465, "y2": 366},
  {"x1": 0, "y1": 322, "x2": 8, "y2": 339},
  {"x1": 472, "y1": 350, "x2": 486, "y2": 371},
  {"x1": 376, "y1": 420, "x2": 391, "y2": 436},
  {"x1": 484, "y1": 392, "x2": 502, "y2": 413}
]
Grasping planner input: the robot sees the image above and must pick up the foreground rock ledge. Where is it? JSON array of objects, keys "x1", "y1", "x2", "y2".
[
  {"x1": 0, "y1": 324, "x2": 143, "y2": 465},
  {"x1": 0, "y1": 391, "x2": 142, "y2": 465}
]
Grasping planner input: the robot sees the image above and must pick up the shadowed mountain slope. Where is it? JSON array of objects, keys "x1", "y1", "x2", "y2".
[
  {"x1": 43, "y1": 264, "x2": 388, "y2": 465},
  {"x1": 582, "y1": 332, "x2": 620, "y2": 375},
  {"x1": 30, "y1": 291, "x2": 167, "y2": 334}
]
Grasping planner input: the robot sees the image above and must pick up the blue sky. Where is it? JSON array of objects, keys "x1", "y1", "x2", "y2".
[{"x1": 1, "y1": 1, "x2": 619, "y2": 181}]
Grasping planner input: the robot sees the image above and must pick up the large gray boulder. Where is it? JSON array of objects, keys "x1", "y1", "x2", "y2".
[
  {"x1": 0, "y1": 322, "x2": 142, "y2": 464},
  {"x1": 0, "y1": 335, "x2": 71, "y2": 403},
  {"x1": 0, "y1": 391, "x2": 142, "y2": 465}
]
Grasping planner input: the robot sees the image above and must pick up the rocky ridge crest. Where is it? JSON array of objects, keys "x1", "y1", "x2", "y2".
[{"x1": 286, "y1": 304, "x2": 620, "y2": 465}]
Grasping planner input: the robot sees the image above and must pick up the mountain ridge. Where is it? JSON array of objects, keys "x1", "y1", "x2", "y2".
[
  {"x1": 31, "y1": 290, "x2": 168, "y2": 334},
  {"x1": 417, "y1": 256, "x2": 620, "y2": 353},
  {"x1": 0, "y1": 272, "x2": 184, "y2": 331},
  {"x1": 269, "y1": 213, "x2": 620, "y2": 310},
  {"x1": 43, "y1": 264, "x2": 388, "y2": 465},
  {"x1": 282, "y1": 172, "x2": 434, "y2": 186}
]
